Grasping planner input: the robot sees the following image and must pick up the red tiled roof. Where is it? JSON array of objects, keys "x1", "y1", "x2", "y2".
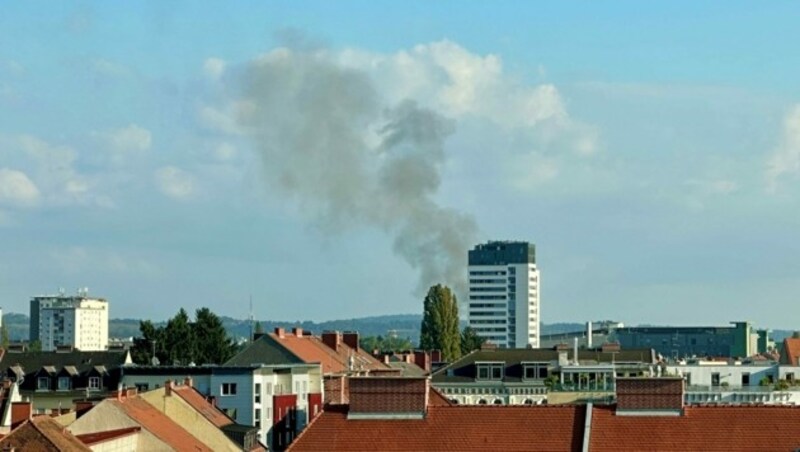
[
  {"x1": 172, "y1": 385, "x2": 234, "y2": 428},
  {"x1": 428, "y1": 386, "x2": 453, "y2": 406},
  {"x1": 75, "y1": 426, "x2": 141, "y2": 446},
  {"x1": 782, "y1": 338, "x2": 800, "y2": 365},
  {"x1": 590, "y1": 404, "x2": 800, "y2": 451},
  {"x1": 110, "y1": 397, "x2": 213, "y2": 452},
  {"x1": 288, "y1": 405, "x2": 585, "y2": 452},
  {"x1": 0, "y1": 416, "x2": 92, "y2": 451},
  {"x1": 270, "y1": 333, "x2": 390, "y2": 374}
]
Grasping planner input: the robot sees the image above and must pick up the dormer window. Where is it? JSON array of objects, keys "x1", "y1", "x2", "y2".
[
  {"x1": 522, "y1": 362, "x2": 549, "y2": 380},
  {"x1": 37, "y1": 377, "x2": 50, "y2": 391},
  {"x1": 476, "y1": 362, "x2": 504, "y2": 380}
]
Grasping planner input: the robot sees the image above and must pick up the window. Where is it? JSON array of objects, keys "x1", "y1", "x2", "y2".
[
  {"x1": 523, "y1": 363, "x2": 548, "y2": 380},
  {"x1": 88, "y1": 377, "x2": 101, "y2": 390},
  {"x1": 493, "y1": 399, "x2": 503, "y2": 405},
  {"x1": 711, "y1": 373, "x2": 720, "y2": 387},
  {"x1": 787, "y1": 373, "x2": 795, "y2": 382},
  {"x1": 58, "y1": 376, "x2": 71, "y2": 391},
  {"x1": 685, "y1": 373, "x2": 692, "y2": 386},
  {"x1": 266, "y1": 382, "x2": 272, "y2": 394},
  {"x1": 37, "y1": 377, "x2": 50, "y2": 390},
  {"x1": 254, "y1": 383, "x2": 261, "y2": 404},
  {"x1": 476, "y1": 362, "x2": 504, "y2": 380},
  {"x1": 221, "y1": 383, "x2": 238, "y2": 396},
  {"x1": 254, "y1": 409, "x2": 261, "y2": 428},
  {"x1": 742, "y1": 373, "x2": 750, "y2": 386}
]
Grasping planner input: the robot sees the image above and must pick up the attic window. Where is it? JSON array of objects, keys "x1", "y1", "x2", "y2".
[
  {"x1": 522, "y1": 362, "x2": 549, "y2": 380},
  {"x1": 476, "y1": 362, "x2": 504, "y2": 380}
]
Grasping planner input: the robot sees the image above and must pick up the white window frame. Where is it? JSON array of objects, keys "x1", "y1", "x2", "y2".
[
  {"x1": 88, "y1": 376, "x2": 101, "y2": 390},
  {"x1": 221, "y1": 382, "x2": 238, "y2": 396}
]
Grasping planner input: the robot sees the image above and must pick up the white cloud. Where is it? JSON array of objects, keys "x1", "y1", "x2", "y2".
[
  {"x1": 204, "y1": 57, "x2": 226, "y2": 81},
  {"x1": 0, "y1": 168, "x2": 39, "y2": 206},
  {"x1": 104, "y1": 124, "x2": 152, "y2": 152},
  {"x1": 766, "y1": 105, "x2": 800, "y2": 192},
  {"x1": 155, "y1": 166, "x2": 195, "y2": 199}
]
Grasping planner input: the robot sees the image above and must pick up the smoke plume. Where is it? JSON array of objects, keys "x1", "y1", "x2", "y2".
[{"x1": 232, "y1": 47, "x2": 478, "y2": 295}]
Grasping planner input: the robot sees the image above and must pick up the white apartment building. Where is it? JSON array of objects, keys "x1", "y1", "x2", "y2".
[
  {"x1": 30, "y1": 289, "x2": 109, "y2": 351},
  {"x1": 468, "y1": 241, "x2": 540, "y2": 348}
]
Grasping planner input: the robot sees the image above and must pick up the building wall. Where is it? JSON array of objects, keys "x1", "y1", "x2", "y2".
[
  {"x1": 84, "y1": 433, "x2": 139, "y2": 452},
  {"x1": 467, "y1": 241, "x2": 539, "y2": 349},
  {"x1": 120, "y1": 373, "x2": 212, "y2": 395},
  {"x1": 33, "y1": 295, "x2": 109, "y2": 351},
  {"x1": 615, "y1": 323, "x2": 752, "y2": 359}
]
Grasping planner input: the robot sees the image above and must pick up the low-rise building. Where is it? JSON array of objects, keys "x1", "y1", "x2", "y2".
[
  {"x1": 0, "y1": 349, "x2": 132, "y2": 414},
  {"x1": 432, "y1": 345, "x2": 656, "y2": 405}
]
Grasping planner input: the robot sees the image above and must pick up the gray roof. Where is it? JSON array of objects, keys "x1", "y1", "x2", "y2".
[
  {"x1": 1, "y1": 350, "x2": 131, "y2": 376},
  {"x1": 224, "y1": 334, "x2": 305, "y2": 367}
]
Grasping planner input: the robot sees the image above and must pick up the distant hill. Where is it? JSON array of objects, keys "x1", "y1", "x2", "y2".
[{"x1": 2, "y1": 312, "x2": 586, "y2": 345}]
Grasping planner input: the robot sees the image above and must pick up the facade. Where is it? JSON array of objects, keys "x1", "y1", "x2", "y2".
[
  {"x1": 120, "y1": 362, "x2": 324, "y2": 450},
  {"x1": 30, "y1": 290, "x2": 109, "y2": 351},
  {"x1": 431, "y1": 345, "x2": 657, "y2": 406},
  {"x1": 614, "y1": 322, "x2": 760, "y2": 359},
  {"x1": 467, "y1": 241, "x2": 540, "y2": 348}
]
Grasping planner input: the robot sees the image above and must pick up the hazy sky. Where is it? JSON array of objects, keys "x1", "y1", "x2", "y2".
[{"x1": 2, "y1": 3, "x2": 800, "y2": 328}]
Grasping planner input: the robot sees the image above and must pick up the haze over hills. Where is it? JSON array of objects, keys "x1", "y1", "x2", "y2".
[{"x1": 3, "y1": 312, "x2": 795, "y2": 345}]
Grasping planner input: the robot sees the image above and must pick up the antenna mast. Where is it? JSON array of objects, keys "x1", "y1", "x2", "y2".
[{"x1": 249, "y1": 294, "x2": 254, "y2": 342}]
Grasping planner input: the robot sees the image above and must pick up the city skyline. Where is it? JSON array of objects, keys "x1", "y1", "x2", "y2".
[{"x1": 2, "y1": 3, "x2": 800, "y2": 328}]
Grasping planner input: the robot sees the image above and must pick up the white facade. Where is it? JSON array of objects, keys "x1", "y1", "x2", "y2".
[
  {"x1": 468, "y1": 241, "x2": 540, "y2": 348},
  {"x1": 667, "y1": 362, "x2": 800, "y2": 405},
  {"x1": 33, "y1": 293, "x2": 109, "y2": 351}
]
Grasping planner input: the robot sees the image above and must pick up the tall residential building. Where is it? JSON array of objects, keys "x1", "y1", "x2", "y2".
[
  {"x1": 468, "y1": 241, "x2": 540, "y2": 348},
  {"x1": 29, "y1": 289, "x2": 109, "y2": 351}
]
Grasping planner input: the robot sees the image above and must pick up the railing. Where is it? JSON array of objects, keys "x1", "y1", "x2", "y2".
[{"x1": 685, "y1": 385, "x2": 800, "y2": 393}]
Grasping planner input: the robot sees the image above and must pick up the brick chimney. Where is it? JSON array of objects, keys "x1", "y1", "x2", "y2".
[
  {"x1": 413, "y1": 350, "x2": 431, "y2": 373},
  {"x1": 602, "y1": 342, "x2": 621, "y2": 353},
  {"x1": 11, "y1": 402, "x2": 31, "y2": 428},
  {"x1": 347, "y1": 377, "x2": 428, "y2": 419},
  {"x1": 184, "y1": 376, "x2": 193, "y2": 388},
  {"x1": 322, "y1": 331, "x2": 341, "y2": 352},
  {"x1": 275, "y1": 327, "x2": 285, "y2": 339},
  {"x1": 292, "y1": 327, "x2": 304, "y2": 337},
  {"x1": 616, "y1": 378, "x2": 684, "y2": 415},
  {"x1": 75, "y1": 401, "x2": 94, "y2": 419},
  {"x1": 342, "y1": 332, "x2": 359, "y2": 350}
]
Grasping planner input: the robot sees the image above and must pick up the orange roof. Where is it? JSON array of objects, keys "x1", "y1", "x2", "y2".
[
  {"x1": 172, "y1": 385, "x2": 234, "y2": 428},
  {"x1": 110, "y1": 397, "x2": 213, "y2": 452},
  {"x1": 783, "y1": 338, "x2": 800, "y2": 365},
  {"x1": 590, "y1": 404, "x2": 800, "y2": 451},
  {"x1": 0, "y1": 416, "x2": 91, "y2": 451},
  {"x1": 428, "y1": 386, "x2": 453, "y2": 406},
  {"x1": 270, "y1": 333, "x2": 389, "y2": 374},
  {"x1": 288, "y1": 405, "x2": 584, "y2": 451}
]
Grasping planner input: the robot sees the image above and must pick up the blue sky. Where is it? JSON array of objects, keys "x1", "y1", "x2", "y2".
[{"x1": 2, "y1": 3, "x2": 800, "y2": 328}]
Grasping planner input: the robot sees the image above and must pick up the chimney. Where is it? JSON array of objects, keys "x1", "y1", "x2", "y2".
[
  {"x1": 75, "y1": 401, "x2": 94, "y2": 419},
  {"x1": 11, "y1": 402, "x2": 31, "y2": 428},
  {"x1": 431, "y1": 350, "x2": 442, "y2": 363},
  {"x1": 587, "y1": 321, "x2": 593, "y2": 349},
  {"x1": 184, "y1": 376, "x2": 193, "y2": 388},
  {"x1": 322, "y1": 331, "x2": 341, "y2": 352},
  {"x1": 574, "y1": 337, "x2": 579, "y2": 365},
  {"x1": 342, "y1": 331, "x2": 359, "y2": 351},
  {"x1": 616, "y1": 377, "x2": 684, "y2": 415},
  {"x1": 165, "y1": 380, "x2": 173, "y2": 397},
  {"x1": 274, "y1": 327, "x2": 285, "y2": 339},
  {"x1": 602, "y1": 342, "x2": 621, "y2": 353},
  {"x1": 413, "y1": 350, "x2": 431, "y2": 373},
  {"x1": 347, "y1": 377, "x2": 428, "y2": 419},
  {"x1": 292, "y1": 327, "x2": 304, "y2": 337}
]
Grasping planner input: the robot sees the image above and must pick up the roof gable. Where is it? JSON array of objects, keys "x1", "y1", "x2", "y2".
[{"x1": 0, "y1": 416, "x2": 92, "y2": 451}]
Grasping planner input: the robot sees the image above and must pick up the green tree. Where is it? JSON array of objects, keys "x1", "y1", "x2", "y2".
[
  {"x1": 460, "y1": 326, "x2": 486, "y2": 355},
  {"x1": 193, "y1": 307, "x2": 236, "y2": 365},
  {"x1": 419, "y1": 284, "x2": 461, "y2": 361},
  {"x1": 164, "y1": 308, "x2": 195, "y2": 365},
  {"x1": 131, "y1": 320, "x2": 166, "y2": 365},
  {"x1": 0, "y1": 325, "x2": 9, "y2": 349},
  {"x1": 29, "y1": 340, "x2": 42, "y2": 352}
]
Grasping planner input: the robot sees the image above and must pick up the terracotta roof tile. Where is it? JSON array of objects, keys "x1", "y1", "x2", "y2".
[
  {"x1": 110, "y1": 397, "x2": 213, "y2": 452},
  {"x1": 590, "y1": 404, "x2": 800, "y2": 451},
  {"x1": 0, "y1": 416, "x2": 91, "y2": 451},
  {"x1": 782, "y1": 338, "x2": 800, "y2": 365},
  {"x1": 270, "y1": 333, "x2": 390, "y2": 374},
  {"x1": 288, "y1": 405, "x2": 585, "y2": 452},
  {"x1": 172, "y1": 385, "x2": 234, "y2": 428}
]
